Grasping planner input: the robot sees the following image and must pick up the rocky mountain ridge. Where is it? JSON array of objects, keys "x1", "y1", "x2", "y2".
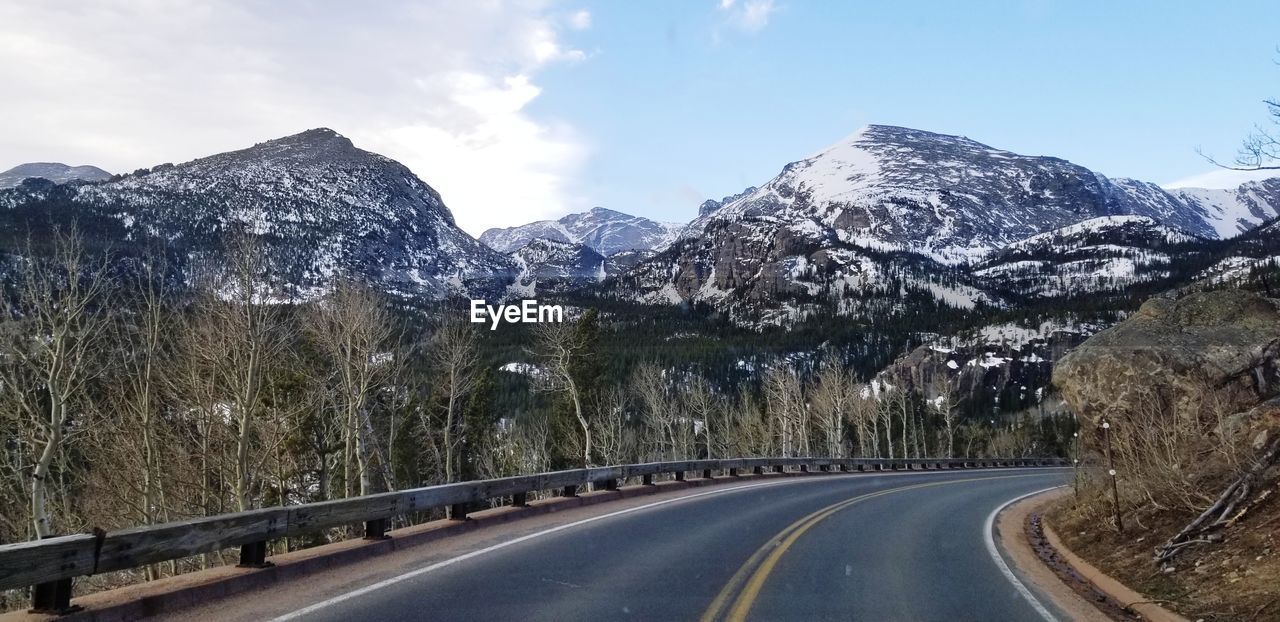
[
  {"x1": 0, "y1": 162, "x2": 112, "y2": 188},
  {"x1": 480, "y1": 206, "x2": 682, "y2": 256},
  {"x1": 0, "y1": 128, "x2": 515, "y2": 300},
  {"x1": 607, "y1": 125, "x2": 1280, "y2": 326}
]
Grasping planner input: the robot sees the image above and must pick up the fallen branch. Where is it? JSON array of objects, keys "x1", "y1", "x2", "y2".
[{"x1": 1154, "y1": 435, "x2": 1280, "y2": 564}]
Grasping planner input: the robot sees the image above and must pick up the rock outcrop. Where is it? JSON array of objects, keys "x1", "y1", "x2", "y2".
[{"x1": 1053, "y1": 290, "x2": 1280, "y2": 426}]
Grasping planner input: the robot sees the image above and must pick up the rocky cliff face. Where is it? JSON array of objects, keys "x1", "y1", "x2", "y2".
[
  {"x1": 1053, "y1": 290, "x2": 1280, "y2": 425},
  {"x1": 507, "y1": 237, "x2": 605, "y2": 294}
]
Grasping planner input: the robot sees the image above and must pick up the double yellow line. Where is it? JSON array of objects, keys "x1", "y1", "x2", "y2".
[{"x1": 699, "y1": 474, "x2": 1043, "y2": 622}]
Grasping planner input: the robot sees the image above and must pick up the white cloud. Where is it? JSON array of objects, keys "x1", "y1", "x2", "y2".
[
  {"x1": 0, "y1": 0, "x2": 590, "y2": 235},
  {"x1": 569, "y1": 9, "x2": 591, "y2": 30},
  {"x1": 717, "y1": 0, "x2": 777, "y2": 34},
  {"x1": 1162, "y1": 167, "x2": 1279, "y2": 189}
]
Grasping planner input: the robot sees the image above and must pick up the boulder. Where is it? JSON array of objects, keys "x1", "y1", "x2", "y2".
[{"x1": 1053, "y1": 290, "x2": 1280, "y2": 425}]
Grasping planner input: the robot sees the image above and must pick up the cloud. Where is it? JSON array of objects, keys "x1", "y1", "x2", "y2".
[
  {"x1": 717, "y1": 0, "x2": 777, "y2": 34},
  {"x1": 0, "y1": 0, "x2": 590, "y2": 235},
  {"x1": 569, "y1": 9, "x2": 591, "y2": 30},
  {"x1": 1162, "y1": 167, "x2": 1279, "y2": 190}
]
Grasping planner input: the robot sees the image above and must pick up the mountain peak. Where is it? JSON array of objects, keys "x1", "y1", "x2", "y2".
[
  {"x1": 0, "y1": 162, "x2": 112, "y2": 188},
  {"x1": 480, "y1": 207, "x2": 683, "y2": 255},
  {"x1": 243, "y1": 128, "x2": 358, "y2": 159}
]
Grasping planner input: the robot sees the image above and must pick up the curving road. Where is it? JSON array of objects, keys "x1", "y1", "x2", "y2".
[{"x1": 177, "y1": 469, "x2": 1071, "y2": 622}]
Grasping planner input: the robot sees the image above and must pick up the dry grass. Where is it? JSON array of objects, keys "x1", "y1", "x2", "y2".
[{"x1": 1048, "y1": 472, "x2": 1280, "y2": 621}]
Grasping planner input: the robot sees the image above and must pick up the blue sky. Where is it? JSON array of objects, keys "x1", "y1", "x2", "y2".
[
  {"x1": 2, "y1": 1, "x2": 1278, "y2": 234},
  {"x1": 532, "y1": 0, "x2": 1280, "y2": 224}
]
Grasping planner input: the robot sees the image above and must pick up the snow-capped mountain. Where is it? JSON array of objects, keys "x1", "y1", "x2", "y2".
[
  {"x1": 0, "y1": 162, "x2": 112, "y2": 188},
  {"x1": 973, "y1": 215, "x2": 1201, "y2": 297},
  {"x1": 480, "y1": 206, "x2": 682, "y2": 256},
  {"x1": 1167, "y1": 180, "x2": 1280, "y2": 238},
  {"x1": 683, "y1": 125, "x2": 1275, "y2": 261},
  {"x1": 0, "y1": 129, "x2": 514, "y2": 299},
  {"x1": 612, "y1": 124, "x2": 1280, "y2": 325},
  {"x1": 507, "y1": 237, "x2": 606, "y2": 295}
]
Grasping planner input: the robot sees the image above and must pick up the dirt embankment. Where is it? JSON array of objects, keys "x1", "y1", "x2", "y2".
[
  {"x1": 1047, "y1": 495, "x2": 1279, "y2": 621},
  {"x1": 1051, "y1": 290, "x2": 1280, "y2": 621}
]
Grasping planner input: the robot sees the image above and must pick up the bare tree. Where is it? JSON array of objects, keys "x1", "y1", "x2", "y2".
[
  {"x1": 307, "y1": 278, "x2": 395, "y2": 494},
  {"x1": 764, "y1": 365, "x2": 807, "y2": 457},
  {"x1": 849, "y1": 384, "x2": 878, "y2": 457},
  {"x1": 1201, "y1": 97, "x2": 1280, "y2": 171},
  {"x1": 0, "y1": 229, "x2": 111, "y2": 538},
  {"x1": 591, "y1": 386, "x2": 634, "y2": 465},
  {"x1": 926, "y1": 374, "x2": 960, "y2": 458},
  {"x1": 184, "y1": 236, "x2": 287, "y2": 511},
  {"x1": 874, "y1": 383, "x2": 901, "y2": 460},
  {"x1": 428, "y1": 318, "x2": 480, "y2": 483},
  {"x1": 684, "y1": 374, "x2": 724, "y2": 459},
  {"x1": 811, "y1": 356, "x2": 853, "y2": 458},
  {"x1": 632, "y1": 362, "x2": 682, "y2": 460},
  {"x1": 531, "y1": 317, "x2": 593, "y2": 467}
]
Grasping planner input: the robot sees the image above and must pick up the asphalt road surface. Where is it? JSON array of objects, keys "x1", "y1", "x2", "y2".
[{"x1": 190, "y1": 468, "x2": 1072, "y2": 622}]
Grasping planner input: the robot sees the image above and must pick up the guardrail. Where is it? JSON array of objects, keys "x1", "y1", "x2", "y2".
[{"x1": 0, "y1": 456, "x2": 1065, "y2": 613}]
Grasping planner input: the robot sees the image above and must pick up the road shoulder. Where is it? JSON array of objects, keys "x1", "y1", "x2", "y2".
[
  {"x1": 999, "y1": 489, "x2": 1193, "y2": 622},
  {"x1": 996, "y1": 488, "x2": 1113, "y2": 621}
]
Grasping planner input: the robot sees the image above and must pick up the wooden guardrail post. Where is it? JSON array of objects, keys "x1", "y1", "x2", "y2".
[
  {"x1": 702, "y1": 468, "x2": 713, "y2": 479},
  {"x1": 512, "y1": 492, "x2": 528, "y2": 507},
  {"x1": 728, "y1": 467, "x2": 739, "y2": 477},
  {"x1": 562, "y1": 484, "x2": 578, "y2": 497},
  {"x1": 641, "y1": 474, "x2": 654, "y2": 486},
  {"x1": 673, "y1": 471, "x2": 684, "y2": 482},
  {"x1": 237, "y1": 540, "x2": 271, "y2": 568},
  {"x1": 30, "y1": 577, "x2": 77, "y2": 615},
  {"x1": 364, "y1": 518, "x2": 389, "y2": 539}
]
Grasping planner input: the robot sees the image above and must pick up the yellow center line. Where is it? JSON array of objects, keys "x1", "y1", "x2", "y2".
[{"x1": 700, "y1": 473, "x2": 1047, "y2": 622}]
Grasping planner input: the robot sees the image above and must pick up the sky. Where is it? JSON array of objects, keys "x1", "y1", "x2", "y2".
[{"x1": 1, "y1": 1, "x2": 1278, "y2": 235}]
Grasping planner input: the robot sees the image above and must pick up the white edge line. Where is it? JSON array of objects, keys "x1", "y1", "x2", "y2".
[
  {"x1": 983, "y1": 485, "x2": 1065, "y2": 622},
  {"x1": 275, "y1": 468, "x2": 1068, "y2": 621}
]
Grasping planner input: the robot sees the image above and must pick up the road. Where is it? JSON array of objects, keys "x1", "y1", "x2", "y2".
[{"x1": 179, "y1": 469, "x2": 1071, "y2": 622}]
